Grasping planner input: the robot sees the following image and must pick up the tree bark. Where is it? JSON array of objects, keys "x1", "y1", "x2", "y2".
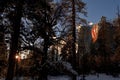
[
  {"x1": 5, "y1": 1, "x2": 22, "y2": 80},
  {"x1": 72, "y1": 0, "x2": 77, "y2": 80},
  {"x1": 72, "y1": 0, "x2": 76, "y2": 69},
  {"x1": 39, "y1": 0, "x2": 49, "y2": 79},
  {"x1": 39, "y1": 35, "x2": 49, "y2": 80}
]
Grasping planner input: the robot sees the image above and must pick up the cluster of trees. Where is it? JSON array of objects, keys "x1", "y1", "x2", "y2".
[
  {"x1": 0, "y1": 0, "x2": 120, "y2": 80},
  {"x1": 90, "y1": 16, "x2": 120, "y2": 74},
  {"x1": 0, "y1": 0, "x2": 86, "y2": 80}
]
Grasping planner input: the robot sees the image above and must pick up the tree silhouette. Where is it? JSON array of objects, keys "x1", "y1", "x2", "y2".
[{"x1": 60, "y1": 0, "x2": 87, "y2": 70}]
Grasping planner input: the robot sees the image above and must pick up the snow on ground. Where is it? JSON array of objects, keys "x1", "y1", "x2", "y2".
[
  {"x1": 0, "y1": 74, "x2": 120, "y2": 80},
  {"x1": 48, "y1": 74, "x2": 120, "y2": 80},
  {"x1": 77, "y1": 74, "x2": 120, "y2": 80},
  {"x1": 48, "y1": 75, "x2": 71, "y2": 80}
]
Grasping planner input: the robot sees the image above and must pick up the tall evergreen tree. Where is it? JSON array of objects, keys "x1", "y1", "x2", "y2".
[
  {"x1": 95, "y1": 16, "x2": 114, "y2": 72},
  {"x1": 60, "y1": 0, "x2": 87, "y2": 69},
  {"x1": 5, "y1": 0, "x2": 23, "y2": 80}
]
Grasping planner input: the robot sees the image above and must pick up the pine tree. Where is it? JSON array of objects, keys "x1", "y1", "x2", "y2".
[
  {"x1": 5, "y1": 0, "x2": 23, "y2": 80},
  {"x1": 61, "y1": 0, "x2": 87, "y2": 70},
  {"x1": 96, "y1": 16, "x2": 114, "y2": 72}
]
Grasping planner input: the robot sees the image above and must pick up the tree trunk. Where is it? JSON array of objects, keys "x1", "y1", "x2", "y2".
[
  {"x1": 72, "y1": 0, "x2": 77, "y2": 80},
  {"x1": 39, "y1": 35, "x2": 49, "y2": 80},
  {"x1": 39, "y1": 0, "x2": 49, "y2": 79},
  {"x1": 72, "y1": 0, "x2": 76, "y2": 70},
  {"x1": 5, "y1": 1, "x2": 22, "y2": 80}
]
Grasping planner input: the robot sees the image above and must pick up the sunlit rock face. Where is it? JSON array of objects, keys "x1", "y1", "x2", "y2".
[{"x1": 91, "y1": 24, "x2": 99, "y2": 43}]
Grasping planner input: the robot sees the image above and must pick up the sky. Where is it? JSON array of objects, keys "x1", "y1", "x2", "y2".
[{"x1": 84, "y1": 0, "x2": 120, "y2": 23}]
